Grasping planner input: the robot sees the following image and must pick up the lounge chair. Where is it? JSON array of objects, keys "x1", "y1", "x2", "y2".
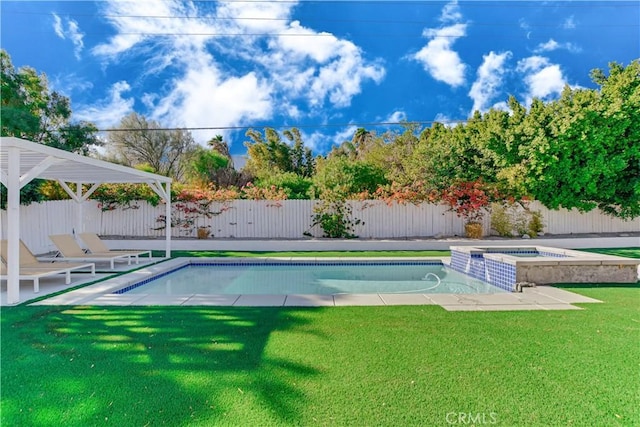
[
  {"x1": 48, "y1": 234, "x2": 134, "y2": 270},
  {"x1": 78, "y1": 232, "x2": 152, "y2": 263},
  {"x1": 0, "y1": 240, "x2": 95, "y2": 292}
]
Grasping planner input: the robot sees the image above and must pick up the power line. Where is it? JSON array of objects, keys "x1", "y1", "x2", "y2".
[
  {"x1": 96, "y1": 120, "x2": 467, "y2": 133},
  {"x1": 5, "y1": 10, "x2": 637, "y2": 28}
]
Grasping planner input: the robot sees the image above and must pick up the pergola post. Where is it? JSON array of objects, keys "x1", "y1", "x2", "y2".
[
  {"x1": 76, "y1": 182, "x2": 83, "y2": 237},
  {"x1": 7, "y1": 147, "x2": 20, "y2": 304},
  {"x1": 1, "y1": 137, "x2": 173, "y2": 304},
  {"x1": 165, "y1": 181, "x2": 171, "y2": 258}
]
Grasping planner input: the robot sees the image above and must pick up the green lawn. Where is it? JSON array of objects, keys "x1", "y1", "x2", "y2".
[{"x1": 2, "y1": 249, "x2": 639, "y2": 426}]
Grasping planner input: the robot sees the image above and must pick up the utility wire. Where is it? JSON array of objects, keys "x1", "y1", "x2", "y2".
[
  {"x1": 5, "y1": 10, "x2": 637, "y2": 27},
  {"x1": 96, "y1": 120, "x2": 467, "y2": 133}
]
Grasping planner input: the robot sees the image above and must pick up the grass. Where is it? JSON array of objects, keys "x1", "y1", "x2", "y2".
[
  {"x1": 581, "y1": 247, "x2": 640, "y2": 258},
  {"x1": 2, "y1": 248, "x2": 639, "y2": 426}
]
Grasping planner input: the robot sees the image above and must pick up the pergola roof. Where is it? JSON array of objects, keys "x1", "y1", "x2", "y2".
[
  {"x1": 0, "y1": 137, "x2": 172, "y2": 185},
  {"x1": 1, "y1": 136, "x2": 172, "y2": 305}
]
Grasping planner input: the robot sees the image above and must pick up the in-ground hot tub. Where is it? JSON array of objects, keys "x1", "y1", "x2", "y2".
[{"x1": 449, "y1": 245, "x2": 640, "y2": 291}]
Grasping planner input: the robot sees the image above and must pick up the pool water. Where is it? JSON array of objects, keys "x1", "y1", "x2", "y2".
[{"x1": 120, "y1": 263, "x2": 506, "y2": 295}]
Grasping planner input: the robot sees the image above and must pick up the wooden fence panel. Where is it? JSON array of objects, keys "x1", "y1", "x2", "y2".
[{"x1": 2, "y1": 199, "x2": 638, "y2": 255}]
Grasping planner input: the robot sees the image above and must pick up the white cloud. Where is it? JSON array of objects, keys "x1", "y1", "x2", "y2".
[
  {"x1": 534, "y1": 38, "x2": 582, "y2": 53},
  {"x1": 386, "y1": 111, "x2": 407, "y2": 123},
  {"x1": 50, "y1": 74, "x2": 93, "y2": 97},
  {"x1": 149, "y1": 56, "x2": 274, "y2": 142},
  {"x1": 440, "y1": 0, "x2": 463, "y2": 23},
  {"x1": 563, "y1": 15, "x2": 577, "y2": 29},
  {"x1": 433, "y1": 113, "x2": 458, "y2": 128},
  {"x1": 270, "y1": 21, "x2": 338, "y2": 63},
  {"x1": 517, "y1": 56, "x2": 568, "y2": 103},
  {"x1": 89, "y1": 0, "x2": 384, "y2": 144},
  {"x1": 53, "y1": 14, "x2": 63, "y2": 38},
  {"x1": 468, "y1": 51, "x2": 512, "y2": 114},
  {"x1": 262, "y1": 20, "x2": 385, "y2": 109},
  {"x1": 52, "y1": 13, "x2": 85, "y2": 59},
  {"x1": 74, "y1": 81, "x2": 134, "y2": 128},
  {"x1": 291, "y1": 129, "x2": 339, "y2": 154},
  {"x1": 91, "y1": 1, "x2": 210, "y2": 59},
  {"x1": 491, "y1": 101, "x2": 510, "y2": 112},
  {"x1": 411, "y1": 1, "x2": 467, "y2": 87}
]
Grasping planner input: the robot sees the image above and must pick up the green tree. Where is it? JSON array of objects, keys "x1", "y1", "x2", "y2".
[
  {"x1": 187, "y1": 146, "x2": 230, "y2": 186},
  {"x1": 0, "y1": 49, "x2": 101, "y2": 207},
  {"x1": 0, "y1": 50, "x2": 100, "y2": 154},
  {"x1": 244, "y1": 127, "x2": 315, "y2": 179},
  {"x1": 204, "y1": 135, "x2": 251, "y2": 188},
  {"x1": 256, "y1": 171, "x2": 313, "y2": 199},
  {"x1": 367, "y1": 124, "x2": 421, "y2": 185},
  {"x1": 406, "y1": 122, "x2": 459, "y2": 189},
  {"x1": 244, "y1": 128, "x2": 292, "y2": 178},
  {"x1": 312, "y1": 156, "x2": 388, "y2": 198},
  {"x1": 329, "y1": 127, "x2": 381, "y2": 161},
  {"x1": 283, "y1": 128, "x2": 315, "y2": 177},
  {"x1": 518, "y1": 61, "x2": 640, "y2": 218}
]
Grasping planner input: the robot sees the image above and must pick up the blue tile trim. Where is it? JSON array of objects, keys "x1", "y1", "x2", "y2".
[
  {"x1": 190, "y1": 261, "x2": 444, "y2": 267},
  {"x1": 450, "y1": 249, "x2": 520, "y2": 291},
  {"x1": 485, "y1": 258, "x2": 516, "y2": 291},
  {"x1": 114, "y1": 261, "x2": 445, "y2": 294}
]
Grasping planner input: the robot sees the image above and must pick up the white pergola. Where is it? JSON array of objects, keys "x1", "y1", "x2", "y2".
[{"x1": 0, "y1": 137, "x2": 172, "y2": 304}]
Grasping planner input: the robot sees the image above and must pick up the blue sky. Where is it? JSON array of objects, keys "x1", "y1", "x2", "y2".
[{"x1": 2, "y1": 1, "x2": 638, "y2": 155}]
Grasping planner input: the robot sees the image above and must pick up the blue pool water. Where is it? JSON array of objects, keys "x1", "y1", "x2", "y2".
[{"x1": 118, "y1": 262, "x2": 506, "y2": 295}]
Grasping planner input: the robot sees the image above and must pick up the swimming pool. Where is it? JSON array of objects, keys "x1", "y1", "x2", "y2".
[{"x1": 116, "y1": 261, "x2": 506, "y2": 295}]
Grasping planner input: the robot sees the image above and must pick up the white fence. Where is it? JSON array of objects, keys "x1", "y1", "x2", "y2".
[{"x1": 1, "y1": 199, "x2": 638, "y2": 255}]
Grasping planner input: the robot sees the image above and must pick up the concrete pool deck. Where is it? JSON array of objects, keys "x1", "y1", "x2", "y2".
[
  {"x1": 2, "y1": 234, "x2": 635, "y2": 308},
  {"x1": 25, "y1": 256, "x2": 604, "y2": 311},
  {"x1": 31, "y1": 284, "x2": 602, "y2": 311}
]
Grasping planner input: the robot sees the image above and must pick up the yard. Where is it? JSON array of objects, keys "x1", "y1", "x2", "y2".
[{"x1": 1, "y1": 249, "x2": 639, "y2": 426}]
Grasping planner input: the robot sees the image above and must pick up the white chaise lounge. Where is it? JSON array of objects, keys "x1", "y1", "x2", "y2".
[
  {"x1": 0, "y1": 240, "x2": 95, "y2": 292},
  {"x1": 79, "y1": 232, "x2": 152, "y2": 263},
  {"x1": 48, "y1": 234, "x2": 133, "y2": 270}
]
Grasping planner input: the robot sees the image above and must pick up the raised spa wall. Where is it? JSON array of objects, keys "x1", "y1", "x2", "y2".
[{"x1": 449, "y1": 245, "x2": 640, "y2": 291}]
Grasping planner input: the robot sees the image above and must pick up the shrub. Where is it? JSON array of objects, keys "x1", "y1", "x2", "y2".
[
  {"x1": 527, "y1": 210, "x2": 545, "y2": 237},
  {"x1": 441, "y1": 180, "x2": 494, "y2": 223},
  {"x1": 305, "y1": 190, "x2": 363, "y2": 238},
  {"x1": 489, "y1": 200, "x2": 545, "y2": 237},
  {"x1": 490, "y1": 203, "x2": 514, "y2": 237}
]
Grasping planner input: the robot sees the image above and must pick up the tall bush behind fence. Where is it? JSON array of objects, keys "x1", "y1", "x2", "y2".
[{"x1": 1, "y1": 199, "x2": 638, "y2": 255}]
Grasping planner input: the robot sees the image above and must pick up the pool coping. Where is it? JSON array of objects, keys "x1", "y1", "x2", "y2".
[{"x1": 30, "y1": 257, "x2": 603, "y2": 311}]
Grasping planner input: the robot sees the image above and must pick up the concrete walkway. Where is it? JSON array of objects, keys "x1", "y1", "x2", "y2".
[
  {"x1": 106, "y1": 234, "x2": 639, "y2": 252},
  {"x1": 31, "y1": 284, "x2": 602, "y2": 311}
]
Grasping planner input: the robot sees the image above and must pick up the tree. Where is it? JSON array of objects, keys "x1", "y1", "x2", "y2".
[
  {"x1": 364, "y1": 124, "x2": 421, "y2": 186},
  {"x1": 244, "y1": 127, "x2": 315, "y2": 179},
  {"x1": 198, "y1": 135, "x2": 251, "y2": 187},
  {"x1": 283, "y1": 128, "x2": 315, "y2": 177},
  {"x1": 329, "y1": 127, "x2": 380, "y2": 161},
  {"x1": 255, "y1": 171, "x2": 313, "y2": 199},
  {"x1": 105, "y1": 112, "x2": 197, "y2": 180},
  {"x1": 406, "y1": 122, "x2": 459, "y2": 189},
  {"x1": 312, "y1": 155, "x2": 388, "y2": 198},
  {"x1": 187, "y1": 146, "x2": 229, "y2": 186},
  {"x1": 517, "y1": 61, "x2": 640, "y2": 218},
  {"x1": 244, "y1": 128, "x2": 292, "y2": 178},
  {"x1": 0, "y1": 49, "x2": 101, "y2": 207},
  {"x1": 0, "y1": 49, "x2": 100, "y2": 154}
]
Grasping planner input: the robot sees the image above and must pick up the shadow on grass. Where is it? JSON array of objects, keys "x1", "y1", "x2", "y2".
[{"x1": 1, "y1": 305, "x2": 320, "y2": 426}]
